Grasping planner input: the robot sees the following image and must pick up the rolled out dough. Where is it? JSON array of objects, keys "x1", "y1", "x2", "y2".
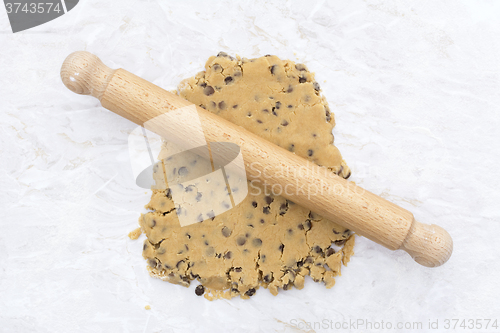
[{"x1": 138, "y1": 53, "x2": 355, "y2": 300}]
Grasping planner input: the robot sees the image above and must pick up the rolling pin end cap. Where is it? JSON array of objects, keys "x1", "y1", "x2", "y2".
[
  {"x1": 60, "y1": 51, "x2": 112, "y2": 99},
  {"x1": 400, "y1": 221, "x2": 453, "y2": 267}
]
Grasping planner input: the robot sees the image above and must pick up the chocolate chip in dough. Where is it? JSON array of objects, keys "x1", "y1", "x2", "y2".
[
  {"x1": 195, "y1": 285, "x2": 205, "y2": 296},
  {"x1": 245, "y1": 288, "x2": 256, "y2": 297},
  {"x1": 221, "y1": 226, "x2": 232, "y2": 237},
  {"x1": 203, "y1": 86, "x2": 215, "y2": 96},
  {"x1": 252, "y1": 238, "x2": 263, "y2": 247},
  {"x1": 236, "y1": 237, "x2": 247, "y2": 246}
]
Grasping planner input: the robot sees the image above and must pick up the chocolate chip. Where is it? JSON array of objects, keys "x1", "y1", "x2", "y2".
[
  {"x1": 272, "y1": 109, "x2": 278, "y2": 116},
  {"x1": 224, "y1": 251, "x2": 232, "y2": 259},
  {"x1": 344, "y1": 171, "x2": 351, "y2": 179},
  {"x1": 234, "y1": 267, "x2": 242, "y2": 272},
  {"x1": 299, "y1": 76, "x2": 307, "y2": 83},
  {"x1": 288, "y1": 104, "x2": 293, "y2": 108},
  {"x1": 224, "y1": 76, "x2": 233, "y2": 84},
  {"x1": 262, "y1": 108, "x2": 269, "y2": 113},
  {"x1": 210, "y1": 101, "x2": 216, "y2": 109},
  {"x1": 247, "y1": 112, "x2": 252, "y2": 117},
  {"x1": 281, "y1": 120, "x2": 289, "y2": 126},
  {"x1": 217, "y1": 51, "x2": 228, "y2": 57},
  {"x1": 219, "y1": 101, "x2": 226, "y2": 110},
  {"x1": 260, "y1": 219, "x2": 265, "y2": 224},
  {"x1": 332, "y1": 228, "x2": 340, "y2": 235},
  {"x1": 252, "y1": 238, "x2": 263, "y2": 247},
  {"x1": 252, "y1": 201, "x2": 258, "y2": 208},
  {"x1": 313, "y1": 82, "x2": 320, "y2": 91},
  {"x1": 148, "y1": 258, "x2": 157, "y2": 268},
  {"x1": 212, "y1": 64, "x2": 221, "y2": 72},
  {"x1": 326, "y1": 248, "x2": 335, "y2": 256},
  {"x1": 289, "y1": 144, "x2": 295, "y2": 152},
  {"x1": 185, "y1": 244, "x2": 189, "y2": 251},
  {"x1": 305, "y1": 220, "x2": 312, "y2": 230},
  {"x1": 257, "y1": 119, "x2": 263, "y2": 123},
  {"x1": 262, "y1": 206, "x2": 271, "y2": 214},
  {"x1": 307, "y1": 149, "x2": 314, "y2": 157},
  {"x1": 204, "y1": 240, "x2": 209, "y2": 246},
  {"x1": 288, "y1": 228, "x2": 293, "y2": 235},
  {"x1": 279, "y1": 244, "x2": 284, "y2": 252},
  {"x1": 295, "y1": 63, "x2": 307, "y2": 71},
  {"x1": 195, "y1": 285, "x2": 205, "y2": 296},
  {"x1": 270, "y1": 65, "x2": 277, "y2": 74},
  {"x1": 150, "y1": 219, "x2": 156, "y2": 228},
  {"x1": 263, "y1": 274, "x2": 273, "y2": 283},
  {"x1": 231, "y1": 288, "x2": 239, "y2": 293},
  {"x1": 286, "y1": 85, "x2": 293, "y2": 93},
  {"x1": 298, "y1": 223, "x2": 304, "y2": 230},
  {"x1": 275, "y1": 101, "x2": 281, "y2": 109},
  {"x1": 314, "y1": 246, "x2": 322, "y2": 254},
  {"x1": 325, "y1": 109, "x2": 331, "y2": 122},
  {"x1": 233, "y1": 104, "x2": 238, "y2": 109},
  {"x1": 245, "y1": 233, "x2": 250, "y2": 238},
  {"x1": 186, "y1": 233, "x2": 191, "y2": 239},
  {"x1": 176, "y1": 260, "x2": 184, "y2": 269},
  {"x1": 335, "y1": 239, "x2": 347, "y2": 246},
  {"x1": 196, "y1": 192, "x2": 202, "y2": 202},
  {"x1": 236, "y1": 236, "x2": 246, "y2": 246},
  {"x1": 265, "y1": 196, "x2": 273, "y2": 205},
  {"x1": 203, "y1": 86, "x2": 215, "y2": 96},
  {"x1": 245, "y1": 288, "x2": 256, "y2": 297},
  {"x1": 143, "y1": 242, "x2": 148, "y2": 251},
  {"x1": 165, "y1": 188, "x2": 172, "y2": 199},
  {"x1": 221, "y1": 226, "x2": 232, "y2": 237},
  {"x1": 178, "y1": 166, "x2": 188, "y2": 176}
]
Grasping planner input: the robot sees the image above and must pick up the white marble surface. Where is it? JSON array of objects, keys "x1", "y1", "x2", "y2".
[{"x1": 1, "y1": 1, "x2": 500, "y2": 332}]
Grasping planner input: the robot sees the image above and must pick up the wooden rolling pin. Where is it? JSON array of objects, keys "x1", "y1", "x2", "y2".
[{"x1": 60, "y1": 51, "x2": 452, "y2": 267}]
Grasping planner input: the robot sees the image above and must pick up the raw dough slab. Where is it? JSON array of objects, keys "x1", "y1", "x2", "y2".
[{"x1": 138, "y1": 53, "x2": 355, "y2": 300}]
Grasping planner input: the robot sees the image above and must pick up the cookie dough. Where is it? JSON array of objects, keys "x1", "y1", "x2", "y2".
[{"x1": 138, "y1": 53, "x2": 354, "y2": 300}]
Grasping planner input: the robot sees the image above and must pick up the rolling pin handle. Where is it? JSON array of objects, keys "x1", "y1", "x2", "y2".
[
  {"x1": 400, "y1": 220, "x2": 453, "y2": 267},
  {"x1": 60, "y1": 51, "x2": 114, "y2": 100}
]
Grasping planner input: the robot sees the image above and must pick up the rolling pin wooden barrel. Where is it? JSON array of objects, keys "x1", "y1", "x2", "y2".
[{"x1": 60, "y1": 51, "x2": 453, "y2": 267}]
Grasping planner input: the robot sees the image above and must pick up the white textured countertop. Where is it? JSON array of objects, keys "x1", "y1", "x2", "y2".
[{"x1": 1, "y1": 1, "x2": 499, "y2": 332}]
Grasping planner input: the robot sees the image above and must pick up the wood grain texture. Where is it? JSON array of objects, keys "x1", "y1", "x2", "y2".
[{"x1": 60, "y1": 51, "x2": 453, "y2": 267}]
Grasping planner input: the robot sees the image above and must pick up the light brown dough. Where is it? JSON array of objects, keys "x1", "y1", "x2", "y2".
[{"x1": 139, "y1": 53, "x2": 354, "y2": 300}]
